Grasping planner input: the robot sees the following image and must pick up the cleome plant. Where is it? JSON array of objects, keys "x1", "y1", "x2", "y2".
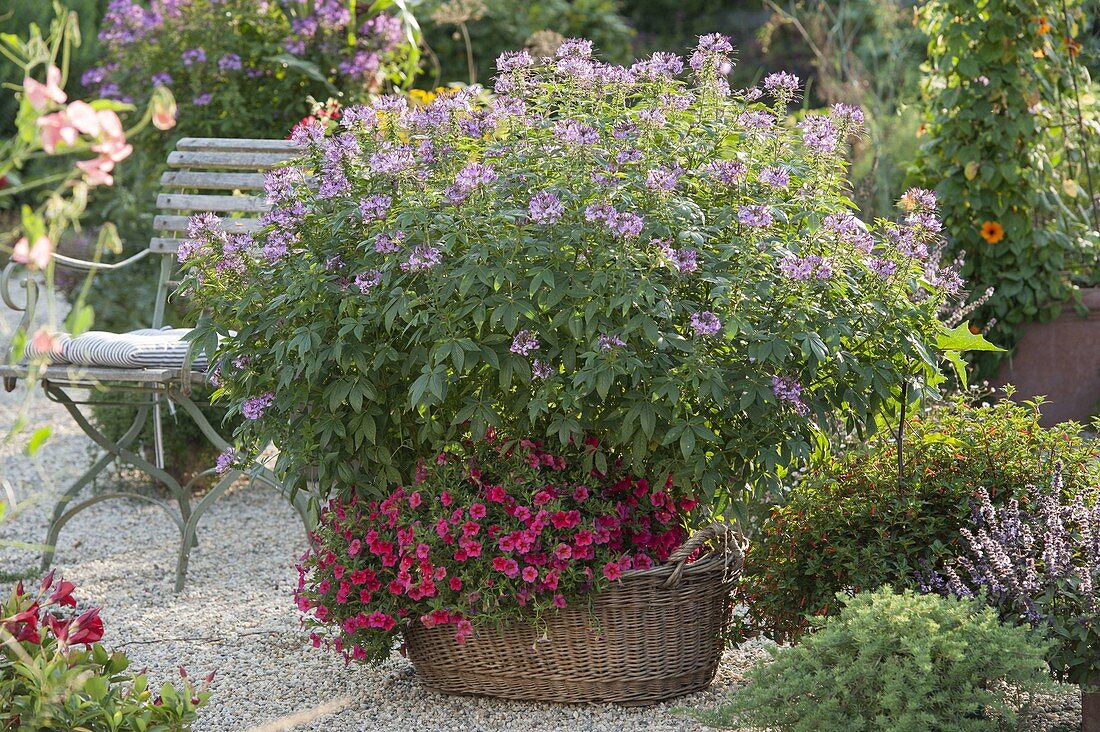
[{"x1": 181, "y1": 35, "x2": 981, "y2": 510}]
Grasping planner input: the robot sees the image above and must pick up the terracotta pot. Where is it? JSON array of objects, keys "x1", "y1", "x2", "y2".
[
  {"x1": 1083, "y1": 683, "x2": 1100, "y2": 732},
  {"x1": 994, "y1": 287, "x2": 1100, "y2": 426}
]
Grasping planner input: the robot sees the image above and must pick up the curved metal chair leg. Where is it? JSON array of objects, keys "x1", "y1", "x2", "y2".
[
  {"x1": 50, "y1": 491, "x2": 186, "y2": 553},
  {"x1": 40, "y1": 402, "x2": 150, "y2": 571},
  {"x1": 174, "y1": 469, "x2": 239, "y2": 592}
]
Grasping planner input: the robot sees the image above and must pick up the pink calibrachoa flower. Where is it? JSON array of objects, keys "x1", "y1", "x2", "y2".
[{"x1": 295, "y1": 436, "x2": 698, "y2": 665}]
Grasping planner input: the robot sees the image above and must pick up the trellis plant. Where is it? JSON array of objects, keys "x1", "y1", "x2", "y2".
[
  {"x1": 181, "y1": 36, "x2": 993, "y2": 508},
  {"x1": 914, "y1": 0, "x2": 1093, "y2": 367}
]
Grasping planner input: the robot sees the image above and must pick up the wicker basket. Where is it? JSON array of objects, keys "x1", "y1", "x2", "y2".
[{"x1": 404, "y1": 522, "x2": 746, "y2": 705}]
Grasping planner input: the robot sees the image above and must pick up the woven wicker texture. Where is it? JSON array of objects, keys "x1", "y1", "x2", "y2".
[{"x1": 404, "y1": 523, "x2": 746, "y2": 705}]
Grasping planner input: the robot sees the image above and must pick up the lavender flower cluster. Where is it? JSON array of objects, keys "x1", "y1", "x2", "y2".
[{"x1": 921, "y1": 464, "x2": 1100, "y2": 677}]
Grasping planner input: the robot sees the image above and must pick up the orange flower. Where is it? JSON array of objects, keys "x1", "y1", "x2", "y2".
[
  {"x1": 980, "y1": 220, "x2": 1005, "y2": 244},
  {"x1": 1035, "y1": 16, "x2": 1052, "y2": 34}
]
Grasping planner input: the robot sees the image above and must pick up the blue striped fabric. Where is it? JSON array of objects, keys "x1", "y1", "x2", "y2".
[{"x1": 23, "y1": 327, "x2": 207, "y2": 369}]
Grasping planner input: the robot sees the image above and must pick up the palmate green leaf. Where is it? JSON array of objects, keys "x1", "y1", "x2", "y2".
[{"x1": 935, "y1": 322, "x2": 1005, "y2": 353}]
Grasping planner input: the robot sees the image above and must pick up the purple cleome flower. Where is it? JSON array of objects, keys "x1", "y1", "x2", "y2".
[
  {"x1": 611, "y1": 121, "x2": 638, "y2": 139},
  {"x1": 218, "y1": 53, "x2": 242, "y2": 71},
  {"x1": 368, "y1": 144, "x2": 416, "y2": 176},
  {"x1": 445, "y1": 162, "x2": 498, "y2": 205},
  {"x1": 192, "y1": 92, "x2": 213, "y2": 106},
  {"x1": 823, "y1": 213, "x2": 874, "y2": 253},
  {"x1": 631, "y1": 52, "x2": 684, "y2": 80},
  {"x1": 554, "y1": 121, "x2": 600, "y2": 145},
  {"x1": 400, "y1": 245, "x2": 442, "y2": 272},
  {"x1": 151, "y1": 71, "x2": 173, "y2": 86},
  {"x1": 772, "y1": 375, "x2": 809, "y2": 416},
  {"x1": 496, "y1": 50, "x2": 535, "y2": 73},
  {"x1": 899, "y1": 187, "x2": 938, "y2": 212},
  {"x1": 585, "y1": 203, "x2": 645, "y2": 239},
  {"x1": 359, "y1": 194, "x2": 392, "y2": 222},
  {"x1": 738, "y1": 205, "x2": 773, "y2": 228},
  {"x1": 375, "y1": 231, "x2": 405, "y2": 254},
  {"x1": 690, "y1": 311, "x2": 721, "y2": 337},
  {"x1": 354, "y1": 270, "x2": 382, "y2": 292},
  {"x1": 763, "y1": 71, "x2": 800, "y2": 100},
  {"x1": 598, "y1": 333, "x2": 626, "y2": 351},
  {"x1": 290, "y1": 120, "x2": 326, "y2": 146},
  {"x1": 779, "y1": 254, "x2": 833, "y2": 281},
  {"x1": 738, "y1": 110, "x2": 775, "y2": 131},
  {"x1": 690, "y1": 33, "x2": 733, "y2": 73},
  {"x1": 556, "y1": 38, "x2": 594, "y2": 59},
  {"x1": 702, "y1": 160, "x2": 747, "y2": 185},
  {"x1": 181, "y1": 47, "x2": 206, "y2": 66},
  {"x1": 832, "y1": 103, "x2": 865, "y2": 126},
  {"x1": 242, "y1": 392, "x2": 275, "y2": 420},
  {"x1": 656, "y1": 239, "x2": 699, "y2": 273},
  {"x1": 800, "y1": 115, "x2": 839, "y2": 155},
  {"x1": 529, "y1": 191, "x2": 564, "y2": 224},
  {"x1": 758, "y1": 166, "x2": 790, "y2": 189},
  {"x1": 646, "y1": 166, "x2": 681, "y2": 192},
  {"x1": 868, "y1": 258, "x2": 898, "y2": 278},
  {"x1": 510, "y1": 329, "x2": 540, "y2": 356}
]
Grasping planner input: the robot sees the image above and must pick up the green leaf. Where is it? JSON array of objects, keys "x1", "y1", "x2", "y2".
[
  {"x1": 267, "y1": 54, "x2": 340, "y2": 95},
  {"x1": 25, "y1": 425, "x2": 51, "y2": 456},
  {"x1": 65, "y1": 304, "x2": 95, "y2": 337},
  {"x1": 935, "y1": 322, "x2": 1005, "y2": 352},
  {"x1": 942, "y1": 349, "x2": 969, "y2": 388}
]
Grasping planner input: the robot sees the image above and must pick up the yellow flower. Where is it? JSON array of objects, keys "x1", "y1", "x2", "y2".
[{"x1": 980, "y1": 221, "x2": 1005, "y2": 244}]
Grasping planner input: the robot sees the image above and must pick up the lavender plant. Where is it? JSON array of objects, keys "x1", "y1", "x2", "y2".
[
  {"x1": 924, "y1": 463, "x2": 1100, "y2": 684},
  {"x1": 180, "y1": 36, "x2": 982, "y2": 507}
]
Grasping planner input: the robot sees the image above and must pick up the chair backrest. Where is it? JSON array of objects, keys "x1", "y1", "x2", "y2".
[{"x1": 149, "y1": 137, "x2": 300, "y2": 255}]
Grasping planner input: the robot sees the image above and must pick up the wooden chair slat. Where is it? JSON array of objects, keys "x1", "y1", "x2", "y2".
[
  {"x1": 152, "y1": 215, "x2": 263, "y2": 234},
  {"x1": 159, "y1": 171, "x2": 268, "y2": 191},
  {"x1": 149, "y1": 237, "x2": 184, "y2": 253},
  {"x1": 167, "y1": 151, "x2": 294, "y2": 170},
  {"x1": 156, "y1": 193, "x2": 271, "y2": 213},
  {"x1": 176, "y1": 137, "x2": 301, "y2": 153}
]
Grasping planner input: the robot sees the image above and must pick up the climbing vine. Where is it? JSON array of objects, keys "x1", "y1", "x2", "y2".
[{"x1": 914, "y1": 0, "x2": 1094, "y2": 369}]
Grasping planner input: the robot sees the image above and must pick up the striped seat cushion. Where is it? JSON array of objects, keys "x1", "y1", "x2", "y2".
[{"x1": 23, "y1": 327, "x2": 207, "y2": 369}]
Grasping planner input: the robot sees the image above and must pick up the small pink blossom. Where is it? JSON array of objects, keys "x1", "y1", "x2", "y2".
[
  {"x1": 12, "y1": 235, "x2": 54, "y2": 270},
  {"x1": 24, "y1": 66, "x2": 66, "y2": 109},
  {"x1": 36, "y1": 111, "x2": 78, "y2": 153}
]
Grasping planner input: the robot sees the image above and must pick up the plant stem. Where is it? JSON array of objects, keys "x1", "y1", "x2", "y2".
[
  {"x1": 897, "y1": 379, "x2": 908, "y2": 491},
  {"x1": 459, "y1": 21, "x2": 476, "y2": 86}
]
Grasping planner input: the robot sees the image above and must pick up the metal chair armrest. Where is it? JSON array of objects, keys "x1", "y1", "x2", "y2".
[
  {"x1": 51, "y1": 248, "x2": 153, "y2": 272},
  {"x1": 2, "y1": 261, "x2": 40, "y2": 368}
]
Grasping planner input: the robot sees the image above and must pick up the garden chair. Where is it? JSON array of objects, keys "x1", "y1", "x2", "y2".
[{"x1": 0, "y1": 137, "x2": 313, "y2": 591}]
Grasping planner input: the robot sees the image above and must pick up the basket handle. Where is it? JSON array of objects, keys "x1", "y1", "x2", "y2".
[{"x1": 663, "y1": 521, "x2": 746, "y2": 588}]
